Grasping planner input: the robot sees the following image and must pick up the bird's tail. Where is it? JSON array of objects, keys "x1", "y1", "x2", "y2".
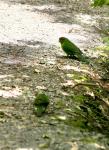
[{"x1": 78, "y1": 54, "x2": 91, "y2": 65}]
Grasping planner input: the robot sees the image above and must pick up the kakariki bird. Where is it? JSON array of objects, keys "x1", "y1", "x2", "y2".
[
  {"x1": 34, "y1": 92, "x2": 49, "y2": 117},
  {"x1": 59, "y1": 37, "x2": 90, "y2": 64}
]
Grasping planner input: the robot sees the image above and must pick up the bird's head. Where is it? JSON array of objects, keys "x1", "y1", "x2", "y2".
[{"x1": 59, "y1": 37, "x2": 66, "y2": 44}]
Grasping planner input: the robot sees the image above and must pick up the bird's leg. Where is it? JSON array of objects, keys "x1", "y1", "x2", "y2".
[{"x1": 68, "y1": 55, "x2": 79, "y2": 60}]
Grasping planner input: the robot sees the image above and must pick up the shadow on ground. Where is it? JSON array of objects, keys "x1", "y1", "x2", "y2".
[{"x1": 0, "y1": 0, "x2": 109, "y2": 149}]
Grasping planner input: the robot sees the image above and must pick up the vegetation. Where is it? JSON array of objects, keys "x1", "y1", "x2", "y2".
[
  {"x1": 68, "y1": 0, "x2": 109, "y2": 138},
  {"x1": 92, "y1": 0, "x2": 109, "y2": 6},
  {"x1": 34, "y1": 92, "x2": 49, "y2": 117},
  {"x1": 0, "y1": 0, "x2": 109, "y2": 149}
]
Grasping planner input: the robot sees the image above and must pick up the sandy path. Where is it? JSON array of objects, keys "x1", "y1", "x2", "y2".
[{"x1": 0, "y1": 0, "x2": 109, "y2": 150}]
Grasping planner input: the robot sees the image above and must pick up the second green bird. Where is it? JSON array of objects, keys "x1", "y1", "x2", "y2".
[{"x1": 34, "y1": 92, "x2": 49, "y2": 117}]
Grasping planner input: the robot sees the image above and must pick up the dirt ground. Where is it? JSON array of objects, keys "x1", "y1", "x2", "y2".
[{"x1": 0, "y1": 0, "x2": 109, "y2": 150}]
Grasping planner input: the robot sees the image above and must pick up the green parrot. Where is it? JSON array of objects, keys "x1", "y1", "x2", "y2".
[
  {"x1": 34, "y1": 92, "x2": 49, "y2": 117},
  {"x1": 59, "y1": 37, "x2": 90, "y2": 64}
]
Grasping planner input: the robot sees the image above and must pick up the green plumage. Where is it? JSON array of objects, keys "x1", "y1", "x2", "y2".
[
  {"x1": 59, "y1": 37, "x2": 82, "y2": 58},
  {"x1": 34, "y1": 93, "x2": 49, "y2": 117},
  {"x1": 59, "y1": 37, "x2": 90, "y2": 64}
]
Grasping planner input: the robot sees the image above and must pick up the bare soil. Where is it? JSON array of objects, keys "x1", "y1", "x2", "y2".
[{"x1": 0, "y1": 0, "x2": 109, "y2": 149}]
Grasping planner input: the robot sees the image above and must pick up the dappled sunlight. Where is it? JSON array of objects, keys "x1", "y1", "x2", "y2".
[
  {"x1": 36, "y1": 85, "x2": 47, "y2": 90},
  {"x1": 69, "y1": 142, "x2": 78, "y2": 150},
  {"x1": 67, "y1": 73, "x2": 88, "y2": 83},
  {"x1": 60, "y1": 65, "x2": 92, "y2": 75},
  {"x1": 55, "y1": 115, "x2": 67, "y2": 121},
  {"x1": 46, "y1": 57, "x2": 56, "y2": 65},
  {"x1": 75, "y1": 13, "x2": 96, "y2": 25},
  {"x1": 0, "y1": 74, "x2": 13, "y2": 79},
  {"x1": 0, "y1": 86, "x2": 22, "y2": 98},
  {"x1": 61, "y1": 80, "x2": 75, "y2": 87},
  {"x1": 0, "y1": 0, "x2": 102, "y2": 49},
  {"x1": 0, "y1": 1, "x2": 71, "y2": 46},
  {"x1": 60, "y1": 91, "x2": 69, "y2": 96}
]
